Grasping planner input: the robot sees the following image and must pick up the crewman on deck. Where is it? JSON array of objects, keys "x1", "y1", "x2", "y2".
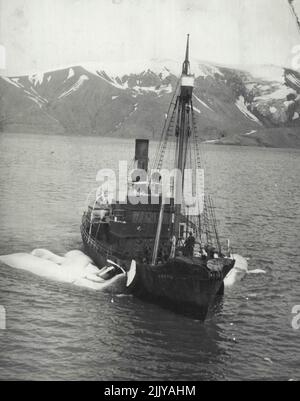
[
  {"x1": 184, "y1": 232, "x2": 195, "y2": 257},
  {"x1": 205, "y1": 245, "x2": 216, "y2": 259}
]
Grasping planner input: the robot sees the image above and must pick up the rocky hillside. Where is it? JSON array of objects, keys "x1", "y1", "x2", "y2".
[{"x1": 0, "y1": 60, "x2": 300, "y2": 147}]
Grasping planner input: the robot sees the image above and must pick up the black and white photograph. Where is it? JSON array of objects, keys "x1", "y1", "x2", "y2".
[{"x1": 0, "y1": 0, "x2": 299, "y2": 384}]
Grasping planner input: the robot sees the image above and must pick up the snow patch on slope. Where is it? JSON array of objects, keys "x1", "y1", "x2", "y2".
[
  {"x1": 26, "y1": 96, "x2": 43, "y2": 107},
  {"x1": 159, "y1": 67, "x2": 172, "y2": 80},
  {"x1": 83, "y1": 60, "x2": 179, "y2": 78},
  {"x1": 24, "y1": 88, "x2": 48, "y2": 108},
  {"x1": 195, "y1": 63, "x2": 224, "y2": 78},
  {"x1": 83, "y1": 59, "x2": 224, "y2": 82},
  {"x1": 243, "y1": 130, "x2": 257, "y2": 136},
  {"x1": 58, "y1": 75, "x2": 89, "y2": 99},
  {"x1": 29, "y1": 72, "x2": 44, "y2": 86},
  {"x1": 133, "y1": 83, "x2": 172, "y2": 95},
  {"x1": 11, "y1": 78, "x2": 24, "y2": 88},
  {"x1": 129, "y1": 103, "x2": 139, "y2": 116},
  {"x1": 66, "y1": 68, "x2": 75, "y2": 80},
  {"x1": 0, "y1": 76, "x2": 48, "y2": 109},
  {"x1": 88, "y1": 66, "x2": 173, "y2": 95},
  {"x1": 236, "y1": 96, "x2": 262, "y2": 125},
  {"x1": 193, "y1": 94, "x2": 214, "y2": 112},
  {"x1": 157, "y1": 83, "x2": 173, "y2": 95},
  {"x1": 1, "y1": 76, "x2": 22, "y2": 88},
  {"x1": 193, "y1": 106, "x2": 201, "y2": 114},
  {"x1": 94, "y1": 70, "x2": 127, "y2": 90}
]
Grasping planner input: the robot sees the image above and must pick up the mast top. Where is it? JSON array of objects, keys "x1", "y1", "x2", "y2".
[
  {"x1": 180, "y1": 34, "x2": 194, "y2": 97},
  {"x1": 182, "y1": 34, "x2": 191, "y2": 75}
]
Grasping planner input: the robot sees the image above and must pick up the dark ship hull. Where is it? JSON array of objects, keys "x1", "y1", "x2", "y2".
[
  {"x1": 126, "y1": 257, "x2": 234, "y2": 320},
  {"x1": 81, "y1": 217, "x2": 234, "y2": 320}
]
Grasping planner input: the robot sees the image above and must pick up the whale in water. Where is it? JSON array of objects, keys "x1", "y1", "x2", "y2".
[
  {"x1": 0, "y1": 249, "x2": 127, "y2": 292},
  {"x1": 0, "y1": 249, "x2": 263, "y2": 292},
  {"x1": 224, "y1": 254, "x2": 266, "y2": 288}
]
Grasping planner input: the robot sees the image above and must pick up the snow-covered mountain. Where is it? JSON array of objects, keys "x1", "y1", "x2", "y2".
[{"x1": 1, "y1": 61, "x2": 299, "y2": 147}]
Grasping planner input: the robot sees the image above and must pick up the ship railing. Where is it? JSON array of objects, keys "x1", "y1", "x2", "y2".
[{"x1": 81, "y1": 220, "x2": 112, "y2": 256}]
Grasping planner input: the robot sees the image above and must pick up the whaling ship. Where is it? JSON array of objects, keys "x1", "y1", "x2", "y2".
[{"x1": 81, "y1": 35, "x2": 235, "y2": 320}]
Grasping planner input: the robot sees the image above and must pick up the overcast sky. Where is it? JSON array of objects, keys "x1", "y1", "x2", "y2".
[{"x1": 0, "y1": 0, "x2": 300, "y2": 75}]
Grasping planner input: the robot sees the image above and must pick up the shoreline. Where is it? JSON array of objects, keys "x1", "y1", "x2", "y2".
[{"x1": 1, "y1": 129, "x2": 300, "y2": 150}]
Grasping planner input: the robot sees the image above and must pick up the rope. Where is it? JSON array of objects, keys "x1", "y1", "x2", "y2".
[
  {"x1": 207, "y1": 195, "x2": 222, "y2": 254},
  {"x1": 191, "y1": 103, "x2": 205, "y2": 171},
  {"x1": 151, "y1": 79, "x2": 181, "y2": 171}
]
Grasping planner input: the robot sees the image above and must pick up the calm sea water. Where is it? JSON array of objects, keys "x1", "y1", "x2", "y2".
[{"x1": 0, "y1": 132, "x2": 299, "y2": 381}]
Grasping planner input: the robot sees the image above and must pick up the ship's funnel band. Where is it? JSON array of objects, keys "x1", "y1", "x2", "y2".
[{"x1": 135, "y1": 139, "x2": 149, "y2": 172}]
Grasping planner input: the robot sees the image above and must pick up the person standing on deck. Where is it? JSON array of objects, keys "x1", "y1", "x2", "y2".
[{"x1": 184, "y1": 232, "x2": 195, "y2": 257}]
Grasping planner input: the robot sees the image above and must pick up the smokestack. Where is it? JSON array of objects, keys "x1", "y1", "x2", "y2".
[{"x1": 135, "y1": 139, "x2": 149, "y2": 172}]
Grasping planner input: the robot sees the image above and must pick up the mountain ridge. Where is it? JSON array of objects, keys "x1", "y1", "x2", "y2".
[{"x1": 1, "y1": 61, "x2": 300, "y2": 148}]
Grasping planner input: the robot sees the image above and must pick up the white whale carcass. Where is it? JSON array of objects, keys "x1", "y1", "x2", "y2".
[
  {"x1": 224, "y1": 254, "x2": 266, "y2": 288},
  {"x1": 0, "y1": 249, "x2": 127, "y2": 292},
  {"x1": 0, "y1": 249, "x2": 265, "y2": 293}
]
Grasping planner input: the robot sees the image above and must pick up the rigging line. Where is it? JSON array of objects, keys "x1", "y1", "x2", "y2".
[
  {"x1": 190, "y1": 108, "x2": 198, "y2": 168},
  {"x1": 152, "y1": 101, "x2": 175, "y2": 171},
  {"x1": 190, "y1": 117, "x2": 203, "y2": 242},
  {"x1": 151, "y1": 79, "x2": 180, "y2": 171},
  {"x1": 193, "y1": 104, "x2": 207, "y2": 171},
  {"x1": 128, "y1": 157, "x2": 135, "y2": 176},
  {"x1": 189, "y1": 122, "x2": 193, "y2": 172},
  {"x1": 191, "y1": 105, "x2": 205, "y2": 171},
  {"x1": 157, "y1": 96, "x2": 180, "y2": 171},
  {"x1": 189, "y1": 124, "x2": 194, "y2": 219},
  {"x1": 197, "y1": 198, "x2": 202, "y2": 243},
  {"x1": 202, "y1": 195, "x2": 210, "y2": 245},
  {"x1": 191, "y1": 105, "x2": 201, "y2": 173},
  {"x1": 184, "y1": 132, "x2": 193, "y2": 233},
  {"x1": 208, "y1": 195, "x2": 222, "y2": 254},
  {"x1": 192, "y1": 116, "x2": 203, "y2": 223},
  {"x1": 206, "y1": 195, "x2": 214, "y2": 247}
]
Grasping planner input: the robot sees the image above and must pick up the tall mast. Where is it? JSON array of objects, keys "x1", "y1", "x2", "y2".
[
  {"x1": 175, "y1": 35, "x2": 194, "y2": 179},
  {"x1": 174, "y1": 34, "x2": 195, "y2": 239},
  {"x1": 152, "y1": 35, "x2": 195, "y2": 264}
]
